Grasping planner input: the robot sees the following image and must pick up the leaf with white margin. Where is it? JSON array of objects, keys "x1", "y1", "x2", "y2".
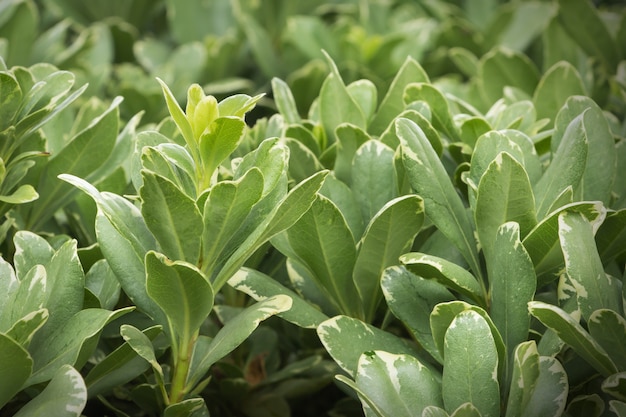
[
  {"x1": 0, "y1": 333, "x2": 32, "y2": 409},
  {"x1": 505, "y1": 341, "x2": 540, "y2": 417},
  {"x1": 602, "y1": 372, "x2": 626, "y2": 401},
  {"x1": 528, "y1": 301, "x2": 617, "y2": 376},
  {"x1": 523, "y1": 356, "x2": 568, "y2": 417},
  {"x1": 588, "y1": 310, "x2": 626, "y2": 371},
  {"x1": 442, "y1": 310, "x2": 500, "y2": 417},
  {"x1": 353, "y1": 350, "x2": 443, "y2": 417},
  {"x1": 14, "y1": 365, "x2": 86, "y2": 417}
]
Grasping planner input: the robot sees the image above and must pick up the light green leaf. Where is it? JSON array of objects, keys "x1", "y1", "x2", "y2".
[
  {"x1": 403, "y1": 83, "x2": 460, "y2": 141},
  {"x1": 187, "y1": 295, "x2": 291, "y2": 388},
  {"x1": 533, "y1": 62, "x2": 586, "y2": 122},
  {"x1": 354, "y1": 351, "x2": 443, "y2": 417},
  {"x1": 14, "y1": 365, "x2": 86, "y2": 417},
  {"x1": 140, "y1": 143, "x2": 197, "y2": 199},
  {"x1": 559, "y1": 211, "x2": 621, "y2": 320},
  {"x1": 120, "y1": 324, "x2": 165, "y2": 387},
  {"x1": 382, "y1": 266, "x2": 454, "y2": 364},
  {"x1": 347, "y1": 79, "x2": 377, "y2": 122},
  {"x1": 401, "y1": 253, "x2": 485, "y2": 308},
  {"x1": 0, "y1": 332, "x2": 32, "y2": 409},
  {"x1": 398, "y1": 118, "x2": 482, "y2": 281},
  {"x1": 380, "y1": 109, "x2": 443, "y2": 156},
  {"x1": 489, "y1": 222, "x2": 536, "y2": 384},
  {"x1": 272, "y1": 77, "x2": 300, "y2": 124},
  {"x1": 156, "y1": 77, "x2": 196, "y2": 158},
  {"x1": 588, "y1": 310, "x2": 626, "y2": 370},
  {"x1": 478, "y1": 48, "x2": 539, "y2": 105},
  {"x1": 141, "y1": 171, "x2": 203, "y2": 264},
  {"x1": 228, "y1": 267, "x2": 329, "y2": 329},
  {"x1": 334, "y1": 123, "x2": 370, "y2": 185},
  {"x1": 505, "y1": 341, "x2": 540, "y2": 417},
  {"x1": 282, "y1": 137, "x2": 324, "y2": 183},
  {"x1": 442, "y1": 310, "x2": 500, "y2": 417},
  {"x1": 6, "y1": 309, "x2": 48, "y2": 349},
  {"x1": 28, "y1": 307, "x2": 132, "y2": 386},
  {"x1": 449, "y1": 403, "x2": 483, "y2": 417},
  {"x1": 0, "y1": 184, "x2": 38, "y2": 204},
  {"x1": 423, "y1": 405, "x2": 451, "y2": 417},
  {"x1": 533, "y1": 112, "x2": 588, "y2": 220},
  {"x1": 352, "y1": 140, "x2": 397, "y2": 224},
  {"x1": 85, "y1": 259, "x2": 121, "y2": 310},
  {"x1": 475, "y1": 153, "x2": 537, "y2": 261},
  {"x1": 522, "y1": 201, "x2": 604, "y2": 284},
  {"x1": 145, "y1": 251, "x2": 213, "y2": 347},
  {"x1": 0, "y1": 265, "x2": 46, "y2": 332},
  {"x1": 602, "y1": 372, "x2": 626, "y2": 402},
  {"x1": 198, "y1": 116, "x2": 246, "y2": 185},
  {"x1": 528, "y1": 301, "x2": 618, "y2": 377},
  {"x1": 164, "y1": 398, "x2": 208, "y2": 417},
  {"x1": 369, "y1": 56, "x2": 429, "y2": 135},
  {"x1": 610, "y1": 400, "x2": 626, "y2": 417},
  {"x1": 319, "y1": 52, "x2": 366, "y2": 142},
  {"x1": 355, "y1": 195, "x2": 424, "y2": 321},
  {"x1": 596, "y1": 209, "x2": 626, "y2": 264}
]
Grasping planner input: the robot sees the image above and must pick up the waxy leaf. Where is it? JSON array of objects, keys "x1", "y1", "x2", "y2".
[
  {"x1": 528, "y1": 301, "x2": 618, "y2": 377},
  {"x1": 120, "y1": 324, "x2": 165, "y2": 388},
  {"x1": 272, "y1": 77, "x2": 300, "y2": 124},
  {"x1": 141, "y1": 171, "x2": 203, "y2": 264},
  {"x1": 198, "y1": 116, "x2": 246, "y2": 189},
  {"x1": 475, "y1": 153, "x2": 537, "y2": 261},
  {"x1": 479, "y1": 48, "x2": 539, "y2": 105},
  {"x1": 596, "y1": 209, "x2": 626, "y2": 264},
  {"x1": 505, "y1": 341, "x2": 540, "y2": 417},
  {"x1": 164, "y1": 398, "x2": 208, "y2": 417},
  {"x1": 401, "y1": 253, "x2": 485, "y2": 308},
  {"x1": 442, "y1": 310, "x2": 500, "y2": 417},
  {"x1": 382, "y1": 266, "x2": 454, "y2": 364},
  {"x1": 524, "y1": 356, "x2": 568, "y2": 417},
  {"x1": 403, "y1": 83, "x2": 460, "y2": 141},
  {"x1": 14, "y1": 365, "x2": 86, "y2": 417},
  {"x1": 228, "y1": 267, "x2": 329, "y2": 329},
  {"x1": 533, "y1": 113, "x2": 588, "y2": 220},
  {"x1": 354, "y1": 195, "x2": 424, "y2": 321},
  {"x1": 489, "y1": 222, "x2": 536, "y2": 384},
  {"x1": 0, "y1": 333, "x2": 32, "y2": 408},
  {"x1": 354, "y1": 351, "x2": 443, "y2": 417},
  {"x1": 333, "y1": 123, "x2": 370, "y2": 185},
  {"x1": 187, "y1": 295, "x2": 291, "y2": 388},
  {"x1": 141, "y1": 143, "x2": 197, "y2": 199},
  {"x1": 533, "y1": 62, "x2": 585, "y2": 122},
  {"x1": 559, "y1": 211, "x2": 621, "y2": 320},
  {"x1": 369, "y1": 56, "x2": 429, "y2": 135},
  {"x1": 145, "y1": 251, "x2": 213, "y2": 347},
  {"x1": 6, "y1": 309, "x2": 48, "y2": 349},
  {"x1": 156, "y1": 77, "x2": 196, "y2": 159},
  {"x1": 398, "y1": 118, "x2": 482, "y2": 281},
  {"x1": 317, "y1": 315, "x2": 426, "y2": 378},
  {"x1": 602, "y1": 373, "x2": 626, "y2": 402},
  {"x1": 588, "y1": 309, "x2": 626, "y2": 371}
]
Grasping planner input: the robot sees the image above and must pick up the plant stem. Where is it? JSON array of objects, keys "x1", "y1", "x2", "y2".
[{"x1": 169, "y1": 332, "x2": 198, "y2": 404}]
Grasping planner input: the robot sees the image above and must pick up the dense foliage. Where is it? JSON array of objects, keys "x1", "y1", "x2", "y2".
[{"x1": 0, "y1": 0, "x2": 625, "y2": 416}]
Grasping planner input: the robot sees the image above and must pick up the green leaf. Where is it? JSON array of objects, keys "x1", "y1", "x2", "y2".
[
  {"x1": 557, "y1": 0, "x2": 619, "y2": 71},
  {"x1": 478, "y1": 48, "x2": 539, "y2": 105},
  {"x1": 272, "y1": 77, "x2": 300, "y2": 124},
  {"x1": 0, "y1": 72, "x2": 21, "y2": 131},
  {"x1": 145, "y1": 251, "x2": 213, "y2": 347},
  {"x1": 141, "y1": 171, "x2": 203, "y2": 264},
  {"x1": 85, "y1": 259, "x2": 121, "y2": 310},
  {"x1": 382, "y1": 266, "x2": 454, "y2": 364},
  {"x1": 475, "y1": 153, "x2": 537, "y2": 262},
  {"x1": 317, "y1": 315, "x2": 426, "y2": 378},
  {"x1": 369, "y1": 56, "x2": 429, "y2": 135},
  {"x1": 352, "y1": 140, "x2": 397, "y2": 224},
  {"x1": 347, "y1": 79, "x2": 378, "y2": 122},
  {"x1": 201, "y1": 168, "x2": 264, "y2": 277},
  {"x1": 120, "y1": 324, "x2": 165, "y2": 388},
  {"x1": 85, "y1": 325, "x2": 162, "y2": 397},
  {"x1": 528, "y1": 301, "x2": 618, "y2": 377},
  {"x1": 187, "y1": 295, "x2": 291, "y2": 388},
  {"x1": 28, "y1": 307, "x2": 132, "y2": 386},
  {"x1": 354, "y1": 195, "x2": 424, "y2": 321},
  {"x1": 522, "y1": 201, "x2": 604, "y2": 284},
  {"x1": 228, "y1": 267, "x2": 329, "y2": 329},
  {"x1": 0, "y1": 184, "x2": 38, "y2": 204},
  {"x1": 140, "y1": 143, "x2": 197, "y2": 199},
  {"x1": 334, "y1": 123, "x2": 370, "y2": 185},
  {"x1": 533, "y1": 62, "x2": 586, "y2": 122},
  {"x1": 422, "y1": 405, "x2": 451, "y2": 417},
  {"x1": 0, "y1": 332, "x2": 32, "y2": 409},
  {"x1": 26, "y1": 97, "x2": 121, "y2": 229},
  {"x1": 319, "y1": 52, "x2": 366, "y2": 142},
  {"x1": 164, "y1": 398, "x2": 208, "y2": 417},
  {"x1": 14, "y1": 365, "x2": 86, "y2": 417},
  {"x1": 524, "y1": 356, "x2": 568, "y2": 417},
  {"x1": 588, "y1": 310, "x2": 626, "y2": 370},
  {"x1": 6, "y1": 309, "x2": 48, "y2": 349},
  {"x1": 603, "y1": 372, "x2": 626, "y2": 402},
  {"x1": 609, "y1": 400, "x2": 626, "y2": 417},
  {"x1": 559, "y1": 211, "x2": 621, "y2": 320},
  {"x1": 403, "y1": 83, "x2": 460, "y2": 141},
  {"x1": 533, "y1": 112, "x2": 588, "y2": 219},
  {"x1": 198, "y1": 116, "x2": 246, "y2": 185},
  {"x1": 401, "y1": 253, "x2": 485, "y2": 308},
  {"x1": 449, "y1": 403, "x2": 483, "y2": 417},
  {"x1": 354, "y1": 351, "x2": 443, "y2": 417},
  {"x1": 398, "y1": 118, "x2": 482, "y2": 281},
  {"x1": 505, "y1": 341, "x2": 540, "y2": 417},
  {"x1": 274, "y1": 195, "x2": 360, "y2": 317},
  {"x1": 566, "y1": 394, "x2": 605, "y2": 417},
  {"x1": 156, "y1": 77, "x2": 196, "y2": 158},
  {"x1": 489, "y1": 222, "x2": 536, "y2": 384},
  {"x1": 442, "y1": 310, "x2": 500, "y2": 417}
]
